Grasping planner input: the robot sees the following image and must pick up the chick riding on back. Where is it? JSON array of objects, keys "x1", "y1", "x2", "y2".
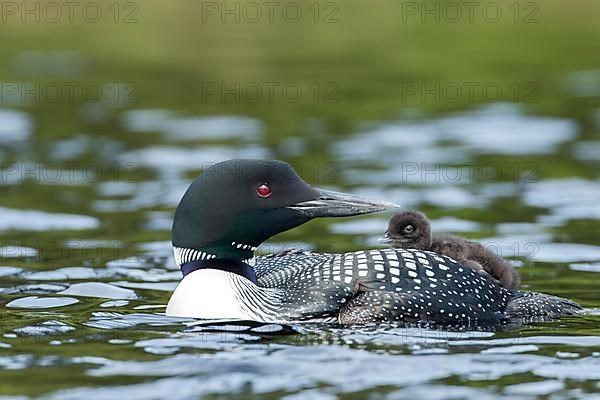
[{"x1": 381, "y1": 211, "x2": 521, "y2": 289}]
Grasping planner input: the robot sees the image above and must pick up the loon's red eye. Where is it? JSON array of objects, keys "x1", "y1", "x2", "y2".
[{"x1": 257, "y1": 183, "x2": 271, "y2": 198}]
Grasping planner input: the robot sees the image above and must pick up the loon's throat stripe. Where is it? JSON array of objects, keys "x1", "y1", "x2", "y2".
[
  {"x1": 173, "y1": 246, "x2": 216, "y2": 266},
  {"x1": 181, "y1": 259, "x2": 258, "y2": 284}
]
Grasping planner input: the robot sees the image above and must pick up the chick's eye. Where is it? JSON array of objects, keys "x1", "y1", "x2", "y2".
[
  {"x1": 403, "y1": 225, "x2": 414, "y2": 234},
  {"x1": 256, "y1": 183, "x2": 272, "y2": 198}
]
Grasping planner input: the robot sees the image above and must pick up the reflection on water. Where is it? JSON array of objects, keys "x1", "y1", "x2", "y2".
[
  {"x1": 0, "y1": 109, "x2": 32, "y2": 144},
  {"x1": 334, "y1": 104, "x2": 577, "y2": 164},
  {"x1": 124, "y1": 111, "x2": 263, "y2": 140},
  {"x1": 0, "y1": 207, "x2": 99, "y2": 231},
  {"x1": 1, "y1": 100, "x2": 599, "y2": 399}
]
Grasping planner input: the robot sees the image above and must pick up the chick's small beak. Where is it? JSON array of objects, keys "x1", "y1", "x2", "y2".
[{"x1": 378, "y1": 231, "x2": 394, "y2": 244}]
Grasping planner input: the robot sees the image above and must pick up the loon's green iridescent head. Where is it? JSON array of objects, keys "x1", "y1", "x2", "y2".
[{"x1": 172, "y1": 159, "x2": 399, "y2": 260}]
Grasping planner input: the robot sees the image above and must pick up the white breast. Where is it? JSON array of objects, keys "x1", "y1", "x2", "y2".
[{"x1": 166, "y1": 269, "x2": 250, "y2": 319}]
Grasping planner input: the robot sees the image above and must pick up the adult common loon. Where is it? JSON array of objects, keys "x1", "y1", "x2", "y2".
[
  {"x1": 381, "y1": 211, "x2": 521, "y2": 289},
  {"x1": 166, "y1": 159, "x2": 581, "y2": 324}
]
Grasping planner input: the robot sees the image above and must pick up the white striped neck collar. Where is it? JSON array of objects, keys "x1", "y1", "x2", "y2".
[{"x1": 173, "y1": 245, "x2": 256, "y2": 268}]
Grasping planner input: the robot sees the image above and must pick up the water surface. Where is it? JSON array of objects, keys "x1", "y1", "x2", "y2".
[{"x1": 1, "y1": 2, "x2": 600, "y2": 398}]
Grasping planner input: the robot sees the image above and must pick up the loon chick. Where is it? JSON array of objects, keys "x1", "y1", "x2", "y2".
[
  {"x1": 166, "y1": 159, "x2": 581, "y2": 324},
  {"x1": 381, "y1": 211, "x2": 521, "y2": 289}
]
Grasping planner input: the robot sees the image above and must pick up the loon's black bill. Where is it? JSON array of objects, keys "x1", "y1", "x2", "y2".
[{"x1": 287, "y1": 189, "x2": 399, "y2": 218}]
